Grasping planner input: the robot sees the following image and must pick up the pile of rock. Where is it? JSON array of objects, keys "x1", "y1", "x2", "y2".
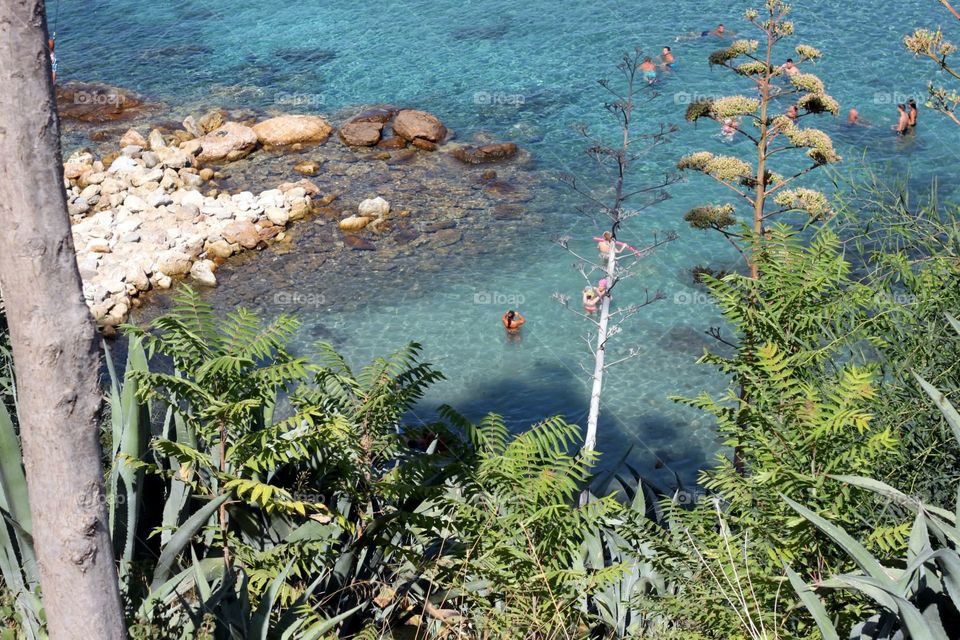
[
  {"x1": 63, "y1": 143, "x2": 320, "y2": 335},
  {"x1": 338, "y1": 108, "x2": 448, "y2": 150}
]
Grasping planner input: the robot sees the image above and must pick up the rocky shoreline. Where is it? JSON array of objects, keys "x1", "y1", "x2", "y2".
[{"x1": 61, "y1": 84, "x2": 540, "y2": 335}]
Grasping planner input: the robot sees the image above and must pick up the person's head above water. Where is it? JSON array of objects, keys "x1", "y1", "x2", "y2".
[
  {"x1": 663, "y1": 46, "x2": 672, "y2": 54},
  {"x1": 716, "y1": 24, "x2": 725, "y2": 33},
  {"x1": 908, "y1": 99, "x2": 917, "y2": 109},
  {"x1": 602, "y1": 231, "x2": 612, "y2": 241},
  {"x1": 848, "y1": 107, "x2": 859, "y2": 123},
  {"x1": 897, "y1": 103, "x2": 906, "y2": 112},
  {"x1": 506, "y1": 310, "x2": 515, "y2": 321}
]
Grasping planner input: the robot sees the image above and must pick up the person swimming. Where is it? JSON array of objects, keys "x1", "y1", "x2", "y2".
[
  {"x1": 640, "y1": 57, "x2": 657, "y2": 84},
  {"x1": 720, "y1": 116, "x2": 740, "y2": 140},
  {"x1": 895, "y1": 104, "x2": 911, "y2": 136},
  {"x1": 582, "y1": 286, "x2": 599, "y2": 314},
  {"x1": 660, "y1": 46, "x2": 675, "y2": 69},
  {"x1": 908, "y1": 99, "x2": 918, "y2": 128},
  {"x1": 676, "y1": 24, "x2": 729, "y2": 42},
  {"x1": 703, "y1": 24, "x2": 726, "y2": 37},
  {"x1": 847, "y1": 108, "x2": 860, "y2": 125},
  {"x1": 786, "y1": 104, "x2": 799, "y2": 121},
  {"x1": 780, "y1": 58, "x2": 800, "y2": 78},
  {"x1": 502, "y1": 309, "x2": 526, "y2": 333}
]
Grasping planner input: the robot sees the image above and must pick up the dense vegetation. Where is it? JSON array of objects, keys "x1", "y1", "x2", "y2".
[{"x1": 2, "y1": 2, "x2": 960, "y2": 638}]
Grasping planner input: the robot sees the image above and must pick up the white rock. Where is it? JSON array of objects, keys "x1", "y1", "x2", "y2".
[
  {"x1": 124, "y1": 194, "x2": 147, "y2": 212},
  {"x1": 189, "y1": 260, "x2": 217, "y2": 287},
  {"x1": 142, "y1": 151, "x2": 160, "y2": 168},
  {"x1": 147, "y1": 192, "x2": 173, "y2": 208},
  {"x1": 116, "y1": 218, "x2": 142, "y2": 234},
  {"x1": 131, "y1": 168, "x2": 164, "y2": 187},
  {"x1": 121, "y1": 145, "x2": 142, "y2": 158},
  {"x1": 257, "y1": 189, "x2": 284, "y2": 209},
  {"x1": 85, "y1": 172, "x2": 106, "y2": 185},
  {"x1": 152, "y1": 273, "x2": 172, "y2": 289},
  {"x1": 180, "y1": 190, "x2": 205, "y2": 209},
  {"x1": 265, "y1": 206, "x2": 290, "y2": 226},
  {"x1": 148, "y1": 129, "x2": 165, "y2": 151},
  {"x1": 108, "y1": 156, "x2": 140, "y2": 174},
  {"x1": 358, "y1": 196, "x2": 390, "y2": 218},
  {"x1": 285, "y1": 187, "x2": 307, "y2": 200}
]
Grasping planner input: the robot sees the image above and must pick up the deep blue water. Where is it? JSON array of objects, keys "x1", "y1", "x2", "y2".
[{"x1": 55, "y1": 0, "x2": 960, "y2": 484}]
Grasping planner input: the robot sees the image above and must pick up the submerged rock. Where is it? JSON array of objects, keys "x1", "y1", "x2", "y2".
[
  {"x1": 342, "y1": 234, "x2": 376, "y2": 251},
  {"x1": 55, "y1": 82, "x2": 156, "y2": 123},
  {"x1": 451, "y1": 142, "x2": 518, "y2": 164},
  {"x1": 339, "y1": 121, "x2": 383, "y2": 147}
]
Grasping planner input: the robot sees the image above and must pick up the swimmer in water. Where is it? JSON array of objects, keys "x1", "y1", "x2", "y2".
[
  {"x1": 676, "y1": 23, "x2": 729, "y2": 42},
  {"x1": 583, "y1": 286, "x2": 599, "y2": 314},
  {"x1": 780, "y1": 58, "x2": 800, "y2": 78},
  {"x1": 660, "y1": 46, "x2": 675, "y2": 70},
  {"x1": 895, "y1": 103, "x2": 911, "y2": 136},
  {"x1": 596, "y1": 278, "x2": 610, "y2": 298},
  {"x1": 502, "y1": 309, "x2": 526, "y2": 333},
  {"x1": 908, "y1": 99, "x2": 918, "y2": 128},
  {"x1": 847, "y1": 108, "x2": 860, "y2": 125},
  {"x1": 640, "y1": 57, "x2": 658, "y2": 84},
  {"x1": 720, "y1": 116, "x2": 740, "y2": 140},
  {"x1": 597, "y1": 231, "x2": 621, "y2": 260},
  {"x1": 786, "y1": 104, "x2": 799, "y2": 121}
]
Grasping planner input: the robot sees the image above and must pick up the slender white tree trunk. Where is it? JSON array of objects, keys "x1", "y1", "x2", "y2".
[
  {"x1": 584, "y1": 246, "x2": 618, "y2": 453},
  {"x1": 0, "y1": 2, "x2": 126, "y2": 637}
]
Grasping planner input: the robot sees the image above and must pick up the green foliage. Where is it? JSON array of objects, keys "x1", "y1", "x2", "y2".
[
  {"x1": 834, "y1": 173, "x2": 960, "y2": 507},
  {"x1": 786, "y1": 316, "x2": 960, "y2": 637}
]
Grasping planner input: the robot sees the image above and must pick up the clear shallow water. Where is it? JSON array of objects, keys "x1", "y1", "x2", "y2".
[{"x1": 58, "y1": 0, "x2": 960, "y2": 484}]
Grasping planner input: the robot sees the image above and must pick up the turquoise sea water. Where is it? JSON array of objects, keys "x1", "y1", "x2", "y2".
[{"x1": 56, "y1": 0, "x2": 960, "y2": 484}]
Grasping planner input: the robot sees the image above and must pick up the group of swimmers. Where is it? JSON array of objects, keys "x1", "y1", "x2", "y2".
[{"x1": 501, "y1": 232, "x2": 629, "y2": 336}]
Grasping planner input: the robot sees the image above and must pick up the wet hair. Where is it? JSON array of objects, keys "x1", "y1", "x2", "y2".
[
  {"x1": 664, "y1": 46, "x2": 672, "y2": 52},
  {"x1": 644, "y1": 57, "x2": 652, "y2": 63},
  {"x1": 786, "y1": 58, "x2": 794, "y2": 63},
  {"x1": 506, "y1": 310, "x2": 515, "y2": 320},
  {"x1": 898, "y1": 103, "x2": 906, "y2": 110},
  {"x1": 908, "y1": 99, "x2": 917, "y2": 107}
]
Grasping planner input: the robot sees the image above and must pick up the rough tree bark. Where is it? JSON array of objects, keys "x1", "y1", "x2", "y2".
[{"x1": 0, "y1": 2, "x2": 126, "y2": 638}]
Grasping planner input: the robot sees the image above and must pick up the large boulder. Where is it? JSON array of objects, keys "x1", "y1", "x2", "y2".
[
  {"x1": 195, "y1": 122, "x2": 259, "y2": 163},
  {"x1": 339, "y1": 122, "x2": 383, "y2": 147},
  {"x1": 252, "y1": 115, "x2": 333, "y2": 146},
  {"x1": 451, "y1": 142, "x2": 518, "y2": 164},
  {"x1": 392, "y1": 109, "x2": 447, "y2": 143}
]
